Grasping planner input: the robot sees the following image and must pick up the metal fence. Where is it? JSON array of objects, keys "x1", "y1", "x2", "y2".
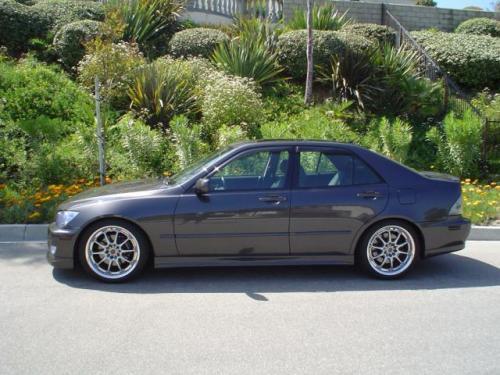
[{"x1": 383, "y1": 8, "x2": 498, "y2": 174}]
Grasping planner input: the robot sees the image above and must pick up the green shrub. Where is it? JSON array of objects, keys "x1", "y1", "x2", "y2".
[
  {"x1": 456, "y1": 17, "x2": 500, "y2": 37},
  {"x1": 260, "y1": 104, "x2": 359, "y2": 142},
  {"x1": 0, "y1": 57, "x2": 93, "y2": 124},
  {"x1": 106, "y1": 0, "x2": 183, "y2": 58},
  {"x1": 416, "y1": 0, "x2": 436, "y2": 6},
  {"x1": 0, "y1": 119, "x2": 27, "y2": 183},
  {"x1": 216, "y1": 124, "x2": 248, "y2": 149},
  {"x1": 211, "y1": 37, "x2": 285, "y2": 88},
  {"x1": 128, "y1": 59, "x2": 199, "y2": 128},
  {"x1": 427, "y1": 110, "x2": 483, "y2": 177},
  {"x1": 286, "y1": 4, "x2": 351, "y2": 31},
  {"x1": 107, "y1": 114, "x2": 173, "y2": 179},
  {"x1": 343, "y1": 23, "x2": 395, "y2": 45},
  {"x1": 277, "y1": 30, "x2": 373, "y2": 79},
  {"x1": 412, "y1": 31, "x2": 500, "y2": 89},
  {"x1": 54, "y1": 20, "x2": 109, "y2": 69},
  {"x1": 169, "y1": 115, "x2": 209, "y2": 170},
  {"x1": 169, "y1": 28, "x2": 229, "y2": 58},
  {"x1": 202, "y1": 71, "x2": 263, "y2": 142},
  {"x1": 78, "y1": 40, "x2": 145, "y2": 109},
  {"x1": 362, "y1": 117, "x2": 413, "y2": 163},
  {"x1": 0, "y1": 0, "x2": 49, "y2": 53},
  {"x1": 33, "y1": 0, "x2": 105, "y2": 33}
]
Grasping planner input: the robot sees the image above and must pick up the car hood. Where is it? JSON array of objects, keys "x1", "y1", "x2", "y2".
[{"x1": 58, "y1": 178, "x2": 173, "y2": 210}]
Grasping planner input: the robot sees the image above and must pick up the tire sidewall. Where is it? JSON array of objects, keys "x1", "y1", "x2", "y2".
[
  {"x1": 358, "y1": 220, "x2": 420, "y2": 279},
  {"x1": 78, "y1": 219, "x2": 150, "y2": 283}
]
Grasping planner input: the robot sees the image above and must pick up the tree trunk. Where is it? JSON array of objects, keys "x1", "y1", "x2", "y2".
[{"x1": 304, "y1": 0, "x2": 313, "y2": 105}]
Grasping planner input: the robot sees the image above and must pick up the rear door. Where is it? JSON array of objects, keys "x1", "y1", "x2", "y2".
[{"x1": 290, "y1": 147, "x2": 388, "y2": 255}]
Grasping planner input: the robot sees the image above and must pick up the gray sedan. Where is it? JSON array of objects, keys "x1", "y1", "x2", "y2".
[{"x1": 47, "y1": 140, "x2": 470, "y2": 282}]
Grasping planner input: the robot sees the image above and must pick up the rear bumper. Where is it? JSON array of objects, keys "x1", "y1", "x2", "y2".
[
  {"x1": 46, "y1": 223, "x2": 78, "y2": 269},
  {"x1": 420, "y1": 216, "x2": 471, "y2": 258}
]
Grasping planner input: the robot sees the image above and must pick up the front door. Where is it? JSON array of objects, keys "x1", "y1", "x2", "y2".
[
  {"x1": 290, "y1": 147, "x2": 388, "y2": 255},
  {"x1": 174, "y1": 148, "x2": 292, "y2": 256}
]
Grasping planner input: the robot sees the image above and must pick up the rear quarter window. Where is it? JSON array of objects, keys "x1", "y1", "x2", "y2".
[{"x1": 354, "y1": 157, "x2": 382, "y2": 185}]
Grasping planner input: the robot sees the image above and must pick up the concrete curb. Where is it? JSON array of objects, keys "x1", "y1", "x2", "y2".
[
  {"x1": 0, "y1": 224, "x2": 499, "y2": 242},
  {"x1": 0, "y1": 224, "x2": 48, "y2": 242}
]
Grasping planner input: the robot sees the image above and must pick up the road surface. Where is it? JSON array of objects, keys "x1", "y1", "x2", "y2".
[{"x1": 1, "y1": 241, "x2": 499, "y2": 374}]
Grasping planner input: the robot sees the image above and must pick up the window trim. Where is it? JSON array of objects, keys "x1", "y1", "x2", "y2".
[
  {"x1": 187, "y1": 146, "x2": 294, "y2": 194},
  {"x1": 292, "y1": 146, "x2": 385, "y2": 190}
]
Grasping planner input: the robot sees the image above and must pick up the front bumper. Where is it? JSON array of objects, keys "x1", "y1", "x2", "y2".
[
  {"x1": 420, "y1": 216, "x2": 471, "y2": 258},
  {"x1": 46, "y1": 222, "x2": 78, "y2": 269}
]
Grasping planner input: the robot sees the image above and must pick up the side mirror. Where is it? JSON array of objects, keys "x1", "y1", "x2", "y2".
[{"x1": 194, "y1": 178, "x2": 209, "y2": 195}]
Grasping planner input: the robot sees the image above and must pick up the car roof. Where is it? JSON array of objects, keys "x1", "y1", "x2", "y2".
[{"x1": 231, "y1": 139, "x2": 357, "y2": 149}]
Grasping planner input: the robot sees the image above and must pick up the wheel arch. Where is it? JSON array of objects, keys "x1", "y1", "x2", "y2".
[
  {"x1": 353, "y1": 217, "x2": 426, "y2": 262},
  {"x1": 73, "y1": 216, "x2": 155, "y2": 266}
]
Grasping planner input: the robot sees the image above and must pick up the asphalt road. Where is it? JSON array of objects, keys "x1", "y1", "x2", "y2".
[{"x1": 0, "y1": 241, "x2": 499, "y2": 375}]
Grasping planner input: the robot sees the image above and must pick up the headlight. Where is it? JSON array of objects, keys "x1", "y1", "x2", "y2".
[
  {"x1": 449, "y1": 195, "x2": 463, "y2": 216},
  {"x1": 56, "y1": 211, "x2": 79, "y2": 228}
]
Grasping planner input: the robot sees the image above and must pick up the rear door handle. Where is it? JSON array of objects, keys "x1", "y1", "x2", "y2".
[
  {"x1": 258, "y1": 195, "x2": 287, "y2": 203},
  {"x1": 357, "y1": 191, "x2": 383, "y2": 199}
]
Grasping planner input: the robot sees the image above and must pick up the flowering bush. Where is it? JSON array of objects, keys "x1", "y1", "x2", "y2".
[
  {"x1": 201, "y1": 71, "x2": 263, "y2": 141},
  {"x1": 461, "y1": 180, "x2": 499, "y2": 225},
  {"x1": 78, "y1": 40, "x2": 145, "y2": 109},
  {"x1": 0, "y1": 178, "x2": 109, "y2": 224}
]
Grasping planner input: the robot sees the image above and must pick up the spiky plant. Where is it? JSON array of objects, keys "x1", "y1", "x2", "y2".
[
  {"x1": 128, "y1": 60, "x2": 198, "y2": 129},
  {"x1": 286, "y1": 4, "x2": 351, "y2": 31},
  {"x1": 211, "y1": 37, "x2": 285, "y2": 88},
  {"x1": 106, "y1": 0, "x2": 183, "y2": 52}
]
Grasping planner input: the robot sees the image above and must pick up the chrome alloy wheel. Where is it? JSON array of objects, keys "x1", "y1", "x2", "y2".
[
  {"x1": 85, "y1": 226, "x2": 140, "y2": 280},
  {"x1": 366, "y1": 225, "x2": 415, "y2": 277}
]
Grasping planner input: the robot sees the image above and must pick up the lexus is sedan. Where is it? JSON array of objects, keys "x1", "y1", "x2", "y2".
[{"x1": 47, "y1": 140, "x2": 470, "y2": 282}]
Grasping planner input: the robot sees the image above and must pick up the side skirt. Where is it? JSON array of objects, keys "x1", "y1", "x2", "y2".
[{"x1": 154, "y1": 255, "x2": 354, "y2": 268}]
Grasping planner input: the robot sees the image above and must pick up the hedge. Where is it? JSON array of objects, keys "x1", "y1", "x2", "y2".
[
  {"x1": 343, "y1": 23, "x2": 396, "y2": 45},
  {"x1": 412, "y1": 31, "x2": 500, "y2": 89},
  {"x1": 33, "y1": 0, "x2": 105, "y2": 34},
  {"x1": 0, "y1": 0, "x2": 49, "y2": 53},
  {"x1": 53, "y1": 20, "x2": 108, "y2": 69},
  {"x1": 277, "y1": 30, "x2": 373, "y2": 79},
  {"x1": 0, "y1": 0, "x2": 104, "y2": 54},
  {"x1": 455, "y1": 18, "x2": 500, "y2": 37},
  {"x1": 169, "y1": 28, "x2": 229, "y2": 58}
]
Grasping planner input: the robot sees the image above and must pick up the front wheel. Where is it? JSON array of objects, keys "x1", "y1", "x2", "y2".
[
  {"x1": 359, "y1": 221, "x2": 420, "y2": 279},
  {"x1": 79, "y1": 220, "x2": 150, "y2": 283}
]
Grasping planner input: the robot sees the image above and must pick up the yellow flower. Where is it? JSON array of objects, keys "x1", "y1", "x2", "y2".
[
  {"x1": 28, "y1": 212, "x2": 41, "y2": 220},
  {"x1": 465, "y1": 178, "x2": 471, "y2": 183},
  {"x1": 491, "y1": 182, "x2": 497, "y2": 186}
]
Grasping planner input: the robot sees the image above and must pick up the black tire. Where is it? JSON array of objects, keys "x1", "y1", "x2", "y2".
[
  {"x1": 358, "y1": 220, "x2": 420, "y2": 280},
  {"x1": 78, "y1": 219, "x2": 150, "y2": 283}
]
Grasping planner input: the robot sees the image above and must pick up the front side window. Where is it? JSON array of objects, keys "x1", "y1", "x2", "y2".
[{"x1": 209, "y1": 150, "x2": 289, "y2": 191}]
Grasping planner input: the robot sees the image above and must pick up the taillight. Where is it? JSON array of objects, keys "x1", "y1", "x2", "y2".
[{"x1": 449, "y1": 195, "x2": 463, "y2": 216}]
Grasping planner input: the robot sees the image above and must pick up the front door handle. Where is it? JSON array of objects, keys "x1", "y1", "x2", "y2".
[
  {"x1": 357, "y1": 191, "x2": 383, "y2": 199},
  {"x1": 258, "y1": 195, "x2": 287, "y2": 203}
]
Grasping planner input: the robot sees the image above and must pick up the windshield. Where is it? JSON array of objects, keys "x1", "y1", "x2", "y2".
[{"x1": 166, "y1": 146, "x2": 234, "y2": 186}]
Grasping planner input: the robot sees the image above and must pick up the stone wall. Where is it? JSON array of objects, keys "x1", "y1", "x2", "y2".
[{"x1": 282, "y1": 1, "x2": 499, "y2": 31}]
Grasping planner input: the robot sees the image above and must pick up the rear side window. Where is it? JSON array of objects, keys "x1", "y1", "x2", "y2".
[
  {"x1": 298, "y1": 151, "x2": 382, "y2": 188},
  {"x1": 354, "y1": 157, "x2": 382, "y2": 185}
]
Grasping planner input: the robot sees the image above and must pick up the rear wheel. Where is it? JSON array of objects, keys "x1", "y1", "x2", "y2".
[
  {"x1": 79, "y1": 220, "x2": 149, "y2": 283},
  {"x1": 359, "y1": 221, "x2": 419, "y2": 279}
]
